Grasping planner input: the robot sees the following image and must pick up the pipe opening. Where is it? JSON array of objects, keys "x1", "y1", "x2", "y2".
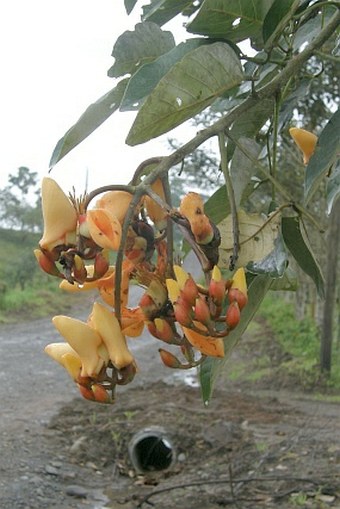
[{"x1": 129, "y1": 430, "x2": 175, "y2": 473}]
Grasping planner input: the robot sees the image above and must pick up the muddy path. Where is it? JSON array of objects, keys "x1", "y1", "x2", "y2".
[{"x1": 0, "y1": 299, "x2": 339, "y2": 509}]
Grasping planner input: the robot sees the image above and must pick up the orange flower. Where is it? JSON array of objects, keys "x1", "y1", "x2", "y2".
[
  {"x1": 95, "y1": 190, "x2": 135, "y2": 224},
  {"x1": 86, "y1": 209, "x2": 122, "y2": 250},
  {"x1": 60, "y1": 260, "x2": 133, "y2": 308},
  {"x1": 182, "y1": 322, "x2": 225, "y2": 357},
  {"x1": 289, "y1": 127, "x2": 318, "y2": 165}
]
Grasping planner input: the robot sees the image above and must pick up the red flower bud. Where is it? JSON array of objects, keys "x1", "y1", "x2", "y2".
[
  {"x1": 91, "y1": 383, "x2": 112, "y2": 404},
  {"x1": 194, "y1": 296, "x2": 211, "y2": 326},
  {"x1": 226, "y1": 301, "x2": 241, "y2": 330},
  {"x1": 182, "y1": 276, "x2": 199, "y2": 307},
  {"x1": 158, "y1": 349, "x2": 181, "y2": 369},
  {"x1": 93, "y1": 251, "x2": 109, "y2": 280},
  {"x1": 228, "y1": 288, "x2": 248, "y2": 311},
  {"x1": 174, "y1": 297, "x2": 193, "y2": 327},
  {"x1": 78, "y1": 383, "x2": 95, "y2": 401}
]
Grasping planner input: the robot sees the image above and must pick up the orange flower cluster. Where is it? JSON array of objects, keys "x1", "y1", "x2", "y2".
[{"x1": 35, "y1": 177, "x2": 248, "y2": 404}]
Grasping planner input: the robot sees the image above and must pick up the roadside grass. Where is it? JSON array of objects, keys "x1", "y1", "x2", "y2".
[
  {"x1": 226, "y1": 293, "x2": 340, "y2": 393},
  {"x1": 0, "y1": 275, "x2": 76, "y2": 323},
  {"x1": 0, "y1": 228, "x2": 79, "y2": 323}
]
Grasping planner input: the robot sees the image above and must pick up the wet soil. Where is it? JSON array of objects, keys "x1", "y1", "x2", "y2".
[{"x1": 0, "y1": 302, "x2": 339, "y2": 509}]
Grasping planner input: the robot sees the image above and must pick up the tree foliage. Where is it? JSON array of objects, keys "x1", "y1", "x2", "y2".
[
  {"x1": 0, "y1": 167, "x2": 42, "y2": 233},
  {"x1": 45, "y1": 1, "x2": 340, "y2": 398}
]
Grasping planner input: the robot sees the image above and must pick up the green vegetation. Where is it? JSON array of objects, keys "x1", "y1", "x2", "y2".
[
  {"x1": 0, "y1": 228, "x2": 75, "y2": 323},
  {"x1": 259, "y1": 294, "x2": 340, "y2": 389}
]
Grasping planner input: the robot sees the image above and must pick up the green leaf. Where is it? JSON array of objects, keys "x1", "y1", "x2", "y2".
[
  {"x1": 120, "y1": 39, "x2": 208, "y2": 111},
  {"x1": 281, "y1": 217, "x2": 325, "y2": 298},
  {"x1": 230, "y1": 137, "x2": 262, "y2": 207},
  {"x1": 187, "y1": 0, "x2": 274, "y2": 45},
  {"x1": 270, "y1": 267, "x2": 297, "y2": 291},
  {"x1": 293, "y1": 6, "x2": 337, "y2": 51},
  {"x1": 126, "y1": 42, "x2": 243, "y2": 145},
  {"x1": 142, "y1": 0, "x2": 193, "y2": 26},
  {"x1": 263, "y1": 0, "x2": 299, "y2": 48},
  {"x1": 204, "y1": 186, "x2": 230, "y2": 224},
  {"x1": 227, "y1": 99, "x2": 273, "y2": 159},
  {"x1": 124, "y1": 0, "x2": 138, "y2": 15},
  {"x1": 304, "y1": 108, "x2": 340, "y2": 204},
  {"x1": 49, "y1": 79, "x2": 128, "y2": 169},
  {"x1": 107, "y1": 22, "x2": 175, "y2": 78},
  {"x1": 326, "y1": 162, "x2": 340, "y2": 215},
  {"x1": 200, "y1": 274, "x2": 272, "y2": 403}
]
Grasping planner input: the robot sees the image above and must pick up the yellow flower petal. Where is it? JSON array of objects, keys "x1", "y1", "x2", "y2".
[
  {"x1": 96, "y1": 190, "x2": 134, "y2": 224},
  {"x1": 231, "y1": 267, "x2": 247, "y2": 298},
  {"x1": 39, "y1": 177, "x2": 77, "y2": 250},
  {"x1": 91, "y1": 302, "x2": 134, "y2": 369},
  {"x1": 52, "y1": 315, "x2": 102, "y2": 377},
  {"x1": 44, "y1": 342, "x2": 79, "y2": 364},
  {"x1": 61, "y1": 352, "x2": 82, "y2": 380},
  {"x1": 166, "y1": 278, "x2": 180, "y2": 303}
]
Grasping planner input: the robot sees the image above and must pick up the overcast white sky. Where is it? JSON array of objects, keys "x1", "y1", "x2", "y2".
[{"x1": 0, "y1": 0, "x2": 193, "y2": 195}]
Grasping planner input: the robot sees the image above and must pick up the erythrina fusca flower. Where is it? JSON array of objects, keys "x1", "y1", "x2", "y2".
[
  {"x1": 289, "y1": 127, "x2": 318, "y2": 165},
  {"x1": 39, "y1": 177, "x2": 78, "y2": 251}
]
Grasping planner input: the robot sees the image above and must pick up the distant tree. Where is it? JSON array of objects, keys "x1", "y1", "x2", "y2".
[{"x1": 0, "y1": 167, "x2": 42, "y2": 233}]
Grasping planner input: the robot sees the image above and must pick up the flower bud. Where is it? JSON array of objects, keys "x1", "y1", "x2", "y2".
[
  {"x1": 229, "y1": 267, "x2": 248, "y2": 310},
  {"x1": 78, "y1": 383, "x2": 95, "y2": 401},
  {"x1": 209, "y1": 265, "x2": 226, "y2": 305},
  {"x1": 226, "y1": 301, "x2": 241, "y2": 330},
  {"x1": 34, "y1": 249, "x2": 63, "y2": 278},
  {"x1": 158, "y1": 349, "x2": 182, "y2": 369},
  {"x1": 228, "y1": 288, "x2": 248, "y2": 311},
  {"x1": 91, "y1": 383, "x2": 112, "y2": 404},
  {"x1": 174, "y1": 297, "x2": 194, "y2": 327},
  {"x1": 194, "y1": 297, "x2": 211, "y2": 326},
  {"x1": 93, "y1": 251, "x2": 110, "y2": 280},
  {"x1": 154, "y1": 318, "x2": 175, "y2": 342}
]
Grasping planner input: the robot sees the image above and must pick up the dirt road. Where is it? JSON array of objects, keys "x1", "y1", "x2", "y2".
[{"x1": 0, "y1": 300, "x2": 339, "y2": 509}]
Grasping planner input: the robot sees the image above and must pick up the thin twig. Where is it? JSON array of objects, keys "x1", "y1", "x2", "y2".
[{"x1": 135, "y1": 474, "x2": 330, "y2": 508}]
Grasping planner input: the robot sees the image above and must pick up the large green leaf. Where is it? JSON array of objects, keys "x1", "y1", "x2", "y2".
[
  {"x1": 126, "y1": 42, "x2": 243, "y2": 146},
  {"x1": 227, "y1": 98, "x2": 273, "y2": 159},
  {"x1": 107, "y1": 22, "x2": 175, "y2": 78},
  {"x1": 200, "y1": 274, "x2": 272, "y2": 403},
  {"x1": 142, "y1": 0, "x2": 193, "y2": 26},
  {"x1": 187, "y1": 0, "x2": 274, "y2": 45},
  {"x1": 49, "y1": 79, "x2": 128, "y2": 169},
  {"x1": 293, "y1": 6, "x2": 337, "y2": 51},
  {"x1": 263, "y1": 0, "x2": 299, "y2": 48},
  {"x1": 281, "y1": 217, "x2": 325, "y2": 298},
  {"x1": 120, "y1": 39, "x2": 208, "y2": 111},
  {"x1": 230, "y1": 137, "x2": 262, "y2": 207},
  {"x1": 204, "y1": 186, "x2": 230, "y2": 225},
  {"x1": 304, "y1": 108, "x2": 340, "y2": 205},
  {"x1": 124, "y1": 0, "x2": 138, "y2": 15}
]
